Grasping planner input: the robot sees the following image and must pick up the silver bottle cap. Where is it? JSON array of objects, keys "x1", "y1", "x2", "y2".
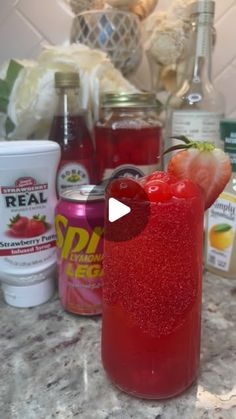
[{"x1": 190, "y1": 1, "x2": 215, "y2": 16}]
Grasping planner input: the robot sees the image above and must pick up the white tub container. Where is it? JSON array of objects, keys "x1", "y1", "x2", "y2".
[{"x1": 0, "y1": 140, "x2": 61, "y2": 307}]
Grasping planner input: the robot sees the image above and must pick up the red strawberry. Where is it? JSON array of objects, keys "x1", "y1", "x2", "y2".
[
  {"x1": 25, "y1": 215, "x2": 48, "y2": 238},
  {"x1": 165, "y1": 136, "x2": 232, "y2": 209},
  {"x1": 9, "y1": 214, "x2": 29, "y2": 236}
]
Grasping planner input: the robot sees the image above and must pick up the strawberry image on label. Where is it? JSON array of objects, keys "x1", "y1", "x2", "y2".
[
  {"x1": 24, "y1": 215, "x2": 48, "y2": 238},
  {"x1": 7, "y1": 214, "x2": 49, "y2": 238},
  {"x1": 8, "y1": 214, "x2": 29, "y2": 236}
]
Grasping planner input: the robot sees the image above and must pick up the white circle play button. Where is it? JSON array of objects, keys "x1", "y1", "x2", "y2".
[
  {"x1": 108, "y1": 198, "x2": 131, "y2": 223},
  {"x1": 86, "y1": 178, "x2": 150, "y2": 242},
  {"x1": 105, "y1": 178, "x2": 150, "y2": 242}
]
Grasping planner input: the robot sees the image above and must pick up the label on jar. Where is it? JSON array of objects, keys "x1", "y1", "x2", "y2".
[
  {"x1": 102, "y1": 164, "x2": 160, "y2": 182},
  {"x1": 172, "y1": 111, "x2": 223, "y2": 144},
  {"x1": 0, "y1": 170, "x2": 57, "y2": 275},
  {"x1": 206, "y1": 192, "x2": 236, "y2": 272},
  {"x1": 57, "y1": 161, "x2": 90, "y2": 196}
]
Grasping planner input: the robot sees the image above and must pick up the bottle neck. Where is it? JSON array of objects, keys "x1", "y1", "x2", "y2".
[
  {"x1": 55, "y1": 87, "x2": 80, "y2": 116},
  {"x1": 187, "y1": 12, "x2": 214, "y2": 84}
]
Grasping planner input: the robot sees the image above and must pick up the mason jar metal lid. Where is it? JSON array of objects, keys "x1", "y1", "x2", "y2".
[
  {"x1": 60, "y1": 185, "x2": 105, "y2": 202},
  {"x1": 100, "y1": 92, "x2": 158, "y2": 108},
  {"x1": 54, "y1": 71, "x2": 80, "y2": 88},
  {"x1": 190, "y1": 1, "x2": 215, "y2": 16}
]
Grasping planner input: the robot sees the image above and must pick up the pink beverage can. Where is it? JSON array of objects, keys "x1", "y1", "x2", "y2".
[{"x1": 55, "y1": 185, "x2": 104, "y2": 315}]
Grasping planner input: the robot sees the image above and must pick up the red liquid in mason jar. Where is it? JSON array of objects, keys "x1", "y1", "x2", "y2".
[
  {"x1": 95, "y1": 126, "x2": 161, "y2": 182},
  {"x1": 102, "y1": 189, "x2": 204, "y2": 399}
]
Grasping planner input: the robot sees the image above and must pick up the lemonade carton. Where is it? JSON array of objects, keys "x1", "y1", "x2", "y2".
[{"x1": 205, "y1": 120, "x2": 236, "y2": 279}]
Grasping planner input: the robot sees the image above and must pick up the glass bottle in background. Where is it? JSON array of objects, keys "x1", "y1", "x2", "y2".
[
  {"x1": 205, "y1": 120, "x2": 236, "y2": 279},
  {"x1": 95, "y1": 93, "x2": 162, "y2": 183},
  {"x1": 49, "y1": 72, "x2": 95, "y2": 196},
  {"x1": 165, "y1": 1, "x2": 224, "y2": 165}
]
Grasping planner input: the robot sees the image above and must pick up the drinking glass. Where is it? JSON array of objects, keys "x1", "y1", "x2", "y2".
[{"x1": 102, "y1": 180, "x2": 204, "y2": 399}]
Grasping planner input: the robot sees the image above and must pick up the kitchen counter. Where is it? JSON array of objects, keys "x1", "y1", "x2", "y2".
[{"x1": 0, "y1": 272, "x2": 235, "y2": 419}]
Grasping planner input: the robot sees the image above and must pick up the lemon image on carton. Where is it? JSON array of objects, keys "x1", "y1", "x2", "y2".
[{"x1": 209, "y1": 223, "x2": 234, "y2": 251}]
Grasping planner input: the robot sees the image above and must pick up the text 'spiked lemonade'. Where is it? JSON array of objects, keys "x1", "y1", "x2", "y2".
[
  {"x1": 55, "y1": 186, "x2": 104, "y2": 315},
  {"x1": 56, "y1": 220, "x2": 103, "y2": 279}
]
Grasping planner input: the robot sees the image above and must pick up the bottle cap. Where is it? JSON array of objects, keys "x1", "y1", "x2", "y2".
[
  {"x1": 101, "y1": 92, "x2": 158, "y2": 108},
  {"x1": 190, "y1": 1, "x2": 215, "y2": 16},
  {"x1": 55, "y1": 71, "x2": 80, "y2": 88},
  {"x1": 1, "y1": 275, "x2": 56, "y2": 308}
]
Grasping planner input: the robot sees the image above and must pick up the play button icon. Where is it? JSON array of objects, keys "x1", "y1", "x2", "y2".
[
  {"x1": 108, "y1": 198, "x2": 131, "y2": 222},
  {"x1": 86, "y1": 178, "x2": 150, "y2": 242},
  {"x1": 105, "y1": 178, "x2": 150, "y2": 242}
]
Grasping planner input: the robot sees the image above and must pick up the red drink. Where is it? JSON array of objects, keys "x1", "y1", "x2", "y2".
[
  {"x1": 102, "y1": 174, "x2": 204, "y2": 399},
  {"x1": 95, "y1": 125, "x2": 161, "y2": 181}
]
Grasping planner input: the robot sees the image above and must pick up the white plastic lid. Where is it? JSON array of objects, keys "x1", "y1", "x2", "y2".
[
  {"x1": 1, "y1": 276, "x2": 56, "y2": 308},
  {"x1": 0, "y1": 140, "x2": 60, "y2": 156}
]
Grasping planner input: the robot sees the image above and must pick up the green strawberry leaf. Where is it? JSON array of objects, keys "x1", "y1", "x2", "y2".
[
  {"x1": 8, "y1": 214, "x2": 20, "y2": 227},
  {"x1": 33, "y1": 214, "x2": 48, "y2": 228},
  {"x1": 163, "y1": 137, "x2": 215, "y2": 156},
  {"x1": 214, "y1": 224, "x2": 232, "y2": 233}
]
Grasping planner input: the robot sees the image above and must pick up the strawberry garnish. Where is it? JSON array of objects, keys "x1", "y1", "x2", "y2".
[{"x1": 164, "y1": 136, "x2": 232, "y2": 209}]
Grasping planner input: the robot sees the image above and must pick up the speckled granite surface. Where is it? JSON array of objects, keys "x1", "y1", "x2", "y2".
[{"x1": 0, "y1": 272, "x2": 235, "y2": 419}]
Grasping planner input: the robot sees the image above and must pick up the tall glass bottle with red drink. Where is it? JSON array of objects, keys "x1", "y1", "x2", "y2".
[{"x1": 49, "y1": 72, "x2": 94, "y2": 197}]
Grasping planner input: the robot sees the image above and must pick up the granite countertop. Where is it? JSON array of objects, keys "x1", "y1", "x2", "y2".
[{"x1": 0, "y1": 272, "x2": 236, "y2": 419}]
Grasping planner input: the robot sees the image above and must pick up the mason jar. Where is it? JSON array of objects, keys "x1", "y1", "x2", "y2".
[{"x1": 95, "y1": 92, "x2": 162, "y2": 182}]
